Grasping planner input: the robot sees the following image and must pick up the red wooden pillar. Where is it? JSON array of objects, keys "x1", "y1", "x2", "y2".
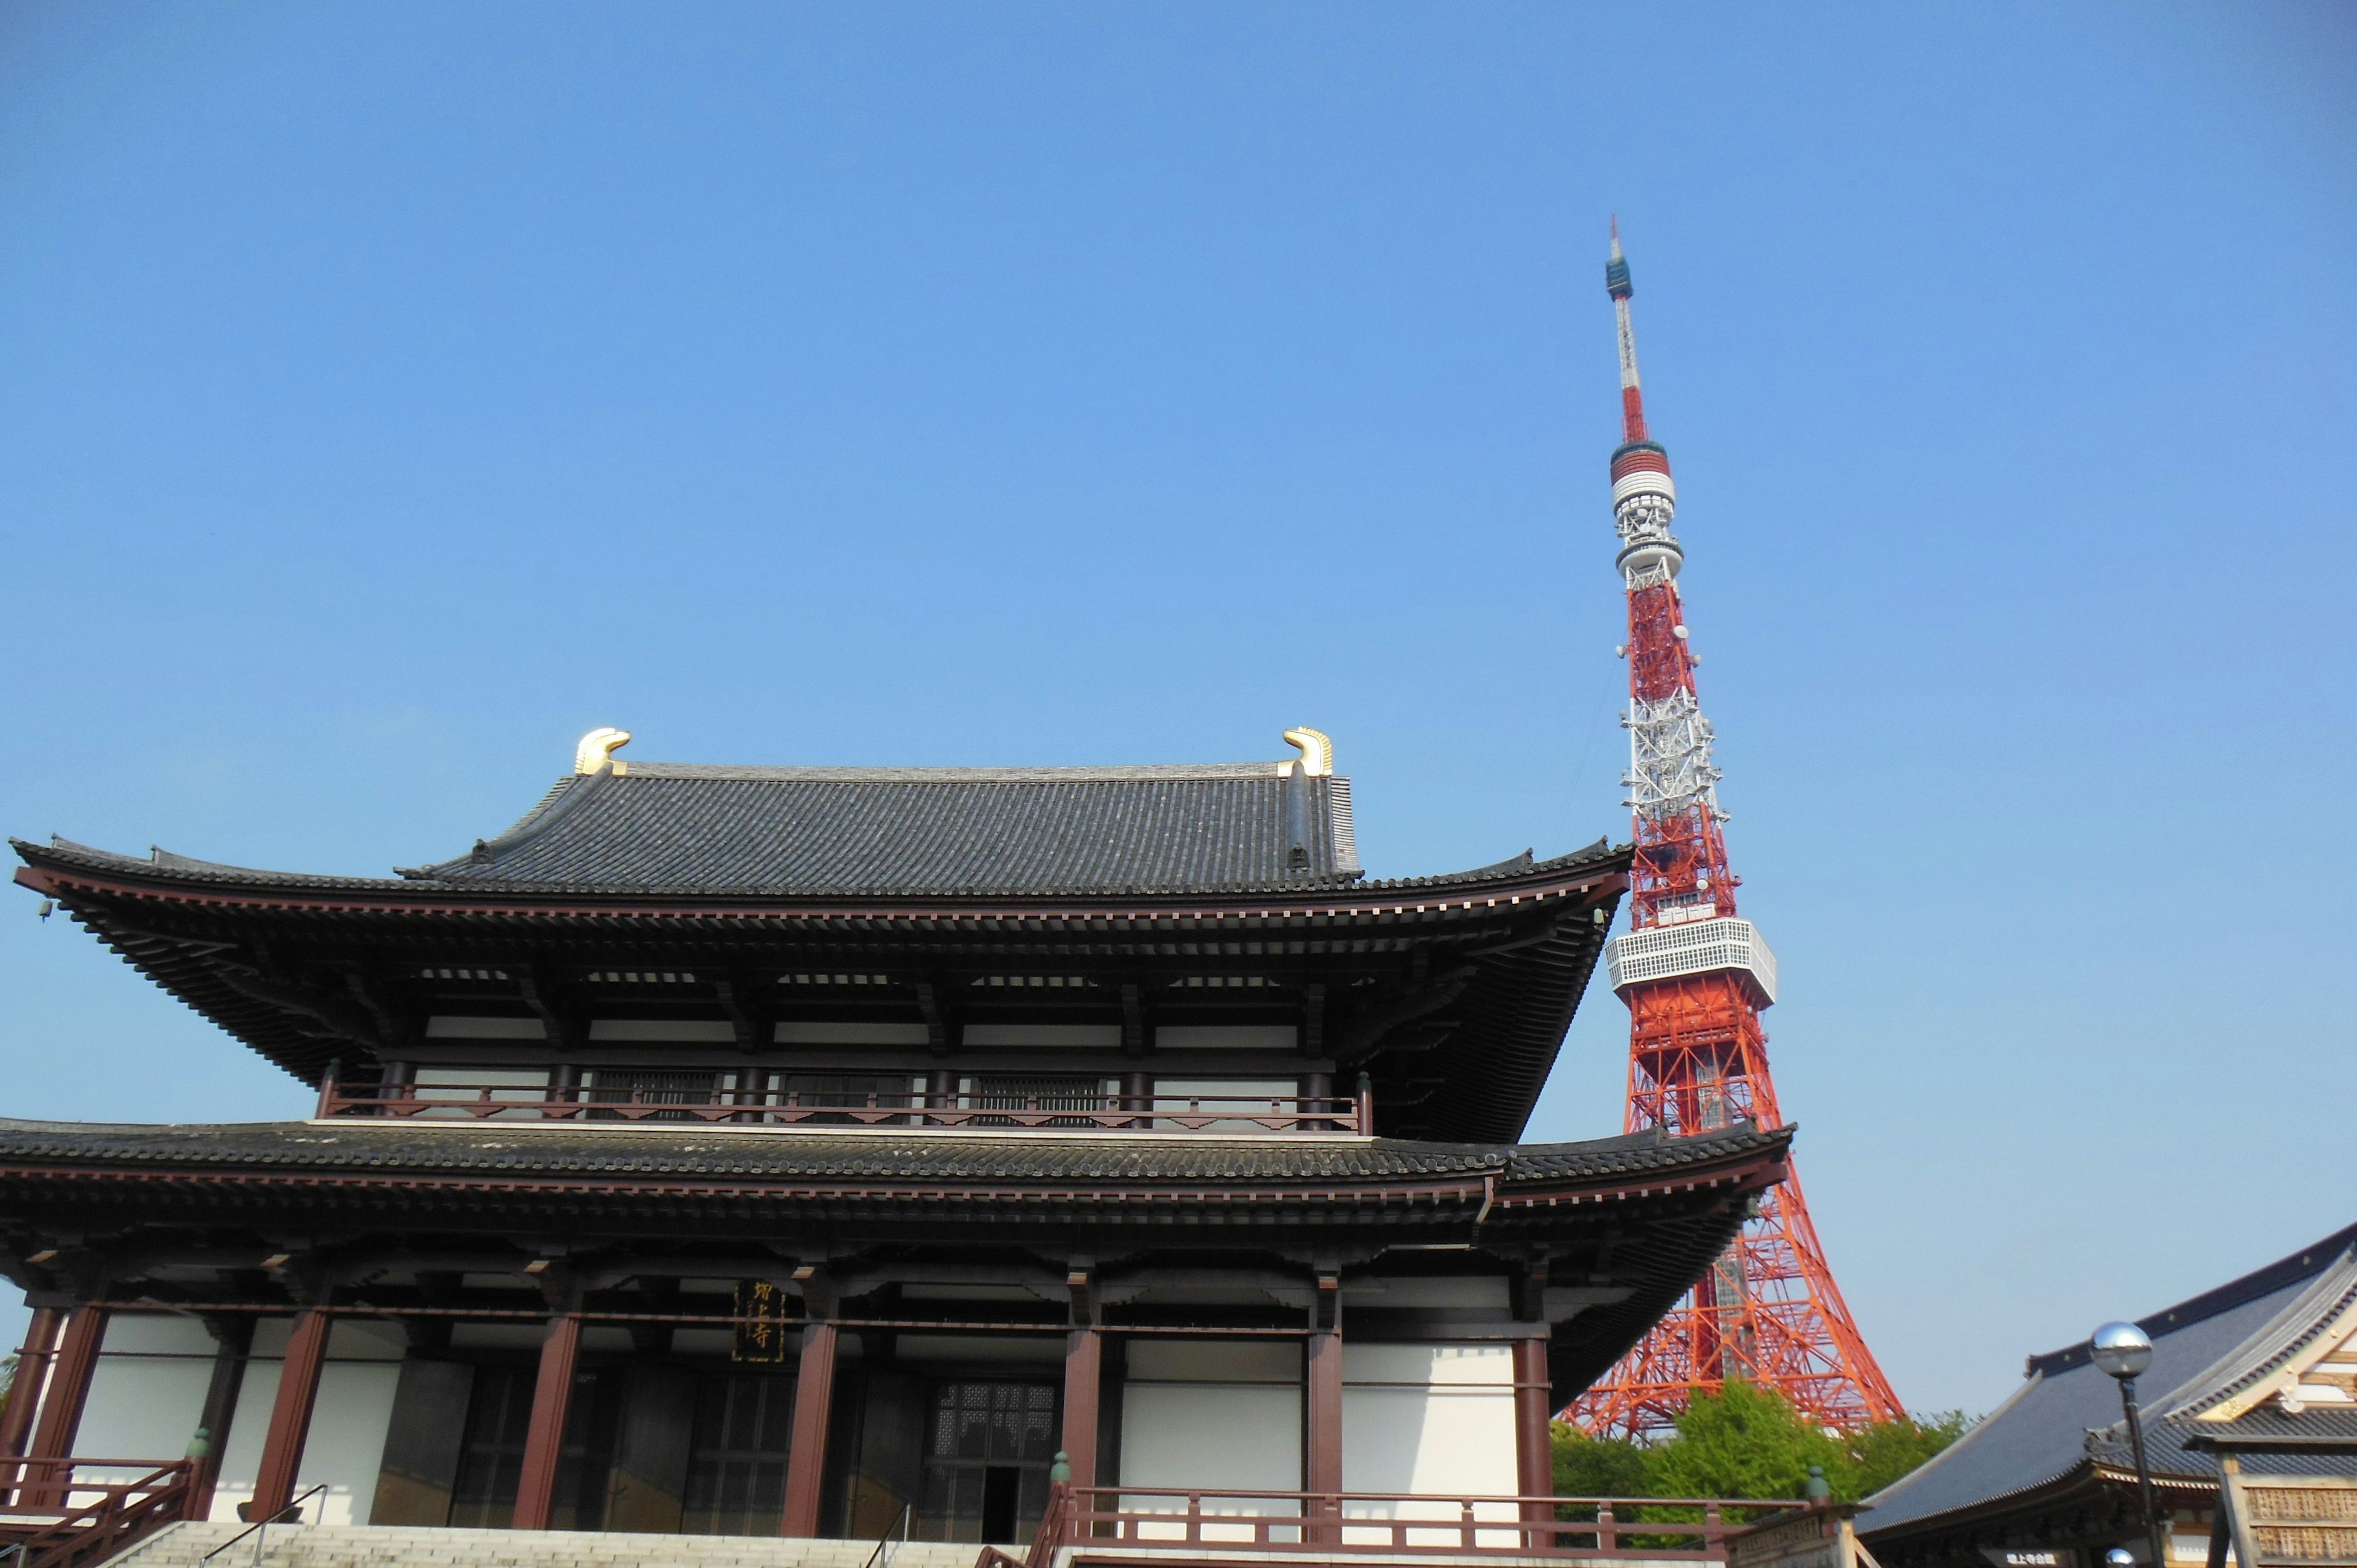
[
  {"x1": 1515, "y1": 1335, "x2": 1555, "y2": 1510},
  {"x1": 509, "y1": 1313, "x2": 582, "y2": 1530},
  {"x1": 1061, "y1": 1326, "x2": 1101, "y2": 1491},
  {"x1": 779, "y1": 1321, "x2": 839, "y2": 1537},
  {"x1": 249, "y1": 1309, "x2": 330, "y2": 1522},
  {"x1": 773, "y1": 1329, "x2": 839, "y2": 1537},
  {"x1": 26, "y1": 1307, "x2": 106, "y2": 1465},
  {"x1": 1306, "y1": 1323, "x2": 1344, "y2": 1539},
  {"x1": 0, "y1": 1308, "x2": 64, "y2": 1463}
]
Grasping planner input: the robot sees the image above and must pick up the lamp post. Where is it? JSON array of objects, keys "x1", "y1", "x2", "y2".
[{"x1": 2091, "y1": 1321, "x2": 2171, "y2": 1568}]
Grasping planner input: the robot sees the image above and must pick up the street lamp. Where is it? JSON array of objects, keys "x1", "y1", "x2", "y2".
[{"x1": 2091, "y1": 1321, "x2": 2170, "y2": 1568}]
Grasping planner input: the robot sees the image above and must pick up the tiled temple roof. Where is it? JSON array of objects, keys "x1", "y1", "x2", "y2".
[
  {"x1": 1865, "y1": 1223, "x2": 2357, "y2": 1545},
  {"x1": 0, "y1": 1114, "x2": 1781, "y2": 1187}
]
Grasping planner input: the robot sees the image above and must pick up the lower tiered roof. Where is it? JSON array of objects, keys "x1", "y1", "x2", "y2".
[{"x1": 0, "y1": 1116, "x2": 1789, "y2": 1407}]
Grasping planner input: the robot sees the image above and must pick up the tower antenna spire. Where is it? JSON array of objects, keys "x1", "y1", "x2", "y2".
[
  {"x1": 1569, "y1": 223, "x2": 1902, "y2": 1440},
  {"x1": 1604, "y1": 220, "x2": 1648, "y2": 445}
]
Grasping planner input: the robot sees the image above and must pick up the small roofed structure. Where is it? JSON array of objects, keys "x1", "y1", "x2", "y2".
[{"x1": 1863, "y1": 1224, "x2": 2357, "y2": 1568}]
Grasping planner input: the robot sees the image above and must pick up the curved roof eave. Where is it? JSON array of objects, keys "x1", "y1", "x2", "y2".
[{"x1": 13, "y1": 833, "x2": 1629, "y2": 910}]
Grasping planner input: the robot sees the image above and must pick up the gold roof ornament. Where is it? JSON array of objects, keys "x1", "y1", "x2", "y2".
[
  {"x1": 1282, "y1": 727, "x2": 1334, "y2": 778},
  {"x1": 574, "y1": 727, "x2": 632, "y2": 775}
]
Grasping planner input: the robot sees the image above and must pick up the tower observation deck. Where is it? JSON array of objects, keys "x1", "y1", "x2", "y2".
[{"x1": 1569, "y1": 223, "x2": 1902, "y2": 1439}]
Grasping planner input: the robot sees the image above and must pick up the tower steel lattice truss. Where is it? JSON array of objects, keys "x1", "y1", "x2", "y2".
[{"x1": 1569, "y1": 225, "x2": 1902, "y2": 1440}]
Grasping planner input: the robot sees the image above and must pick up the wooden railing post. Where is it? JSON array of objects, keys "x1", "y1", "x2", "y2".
[
  {"x1": 1598, "y1": 1500, "x2": 1617, "y2": 1555},
  {"x1": 249, "y1": 1308, "x2": 330, "y2": 1521},
  {"x1": 1706, "y1": 1500, "x2": 1725, "y2": 1559}
]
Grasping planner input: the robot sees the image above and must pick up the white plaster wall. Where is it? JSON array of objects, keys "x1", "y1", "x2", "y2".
[
  {"x1": 295, "y1": 1360, "x2": 401, "y2": 1524},
  {"x1": 1340, "y1": 1343, "x2": 1518, "y2": 1544},
  {"x1": 1121, "y1": 1338, "x2": 1302, "y2": 1514},
  {"x1": 72, "y1": 1313, "x2": 216, "y2": 1482},
  {"x1": 207, "y1": 1359, "x2": 281, "y2": 1522},
  {"x1": 205, "y1": 1317, "x2": 406, "y2": 1526},
  {"x1": 1149, "y1": 1079, "x2": 1301, "y2": 1131}
]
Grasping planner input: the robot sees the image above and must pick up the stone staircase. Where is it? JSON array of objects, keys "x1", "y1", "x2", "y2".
[{"x1": 103, "y1": 1521, "x2": 990, "y2": 1568}]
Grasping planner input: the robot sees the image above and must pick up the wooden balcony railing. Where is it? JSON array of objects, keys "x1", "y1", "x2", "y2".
[
  {"x1": 0, "y1": 1459, "x2": 194, "y2": 1568},
  {"x1": 1023, "y1": 1484, "x2": 1809, "y2": 1564},
  {"x1": 316, "y1": 1077, "x2": 1372, "y2": 1135}
]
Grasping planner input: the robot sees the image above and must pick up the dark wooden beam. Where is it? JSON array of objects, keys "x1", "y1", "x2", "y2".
[
  {"x1": 913, "y1": 979, "x2": 954, "y2": 1057},
  {"x1": 714, "y1": 973, "x2": 767, "y2": 1054},
  {"x1": 518, "y1": 969, "x2": 580, "y2": 1051},
  {"x1": 1120, "y1": 983, "x2": 1146, "y2": 1059}
]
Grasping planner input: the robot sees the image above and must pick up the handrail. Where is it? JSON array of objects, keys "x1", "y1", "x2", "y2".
[
  {"x1": 319, "y1": 1078, "x2": 1368, "y2": 1134},
  {"x1": 0, "y1": 1459, "x2": 193, "y2": 1568},
  {"x1": 861, "y1": 1501, "x2": 911, "y2": 1568},
  {"x1": 1031, "y1": 1485, "x2": 1814, "y2": 1562},
  {"x1": 199, "y1": 1483, "x2": 325, "y2": 1568}
]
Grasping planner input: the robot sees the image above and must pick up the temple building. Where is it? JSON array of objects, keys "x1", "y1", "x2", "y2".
[
  {"x1": 0, "y1": 727, "x2": 1789, "y2": 1553},
  {"x1": 1864, "y1": 1223, "x2": 2357, "y2": 1568}
]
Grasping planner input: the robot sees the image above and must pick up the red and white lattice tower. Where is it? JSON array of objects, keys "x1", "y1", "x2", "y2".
[{"x1": 1568, "y1": 223, "x2": 1902, "y2": 1439}]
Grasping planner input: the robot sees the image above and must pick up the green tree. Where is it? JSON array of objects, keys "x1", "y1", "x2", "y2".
[
  {"x1": 1840, "y1": 1410, "x2": 1971, "y2": 1500},
  {"x1": 1548, "y1": 1386, "x2": 1975, "y2": 1507},
  {"x1": 1551, "y1": 1418, "x2": 1652, "y2": 1499},
  {"x1": 1647, "y1": 1380, "x2": 1846, "y2": 1501}
]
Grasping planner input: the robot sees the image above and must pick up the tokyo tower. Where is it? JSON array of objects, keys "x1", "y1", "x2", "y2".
[{"x1": 1569, "y1": 224, "x2": 1902, "y2": 1439}]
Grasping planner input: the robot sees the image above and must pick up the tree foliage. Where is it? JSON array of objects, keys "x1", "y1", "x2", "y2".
[{"x1": 1550, "y1": 1382, "x2": 1972, "y2": 1507}]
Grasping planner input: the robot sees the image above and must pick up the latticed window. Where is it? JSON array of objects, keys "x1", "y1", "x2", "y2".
[
  {"x1": 962, "y1": 1075, "x2": 1115, "y2": 1126},
  {"x1": 916, "y1": 1380, "x2": 1059, "y2": 1543},
  {"x1": 447, "y1": 1365, "x2": 557, "y2": 1527},
  {"x1": 778, "y1": 1074, "x2": 919, "y2": 1125},
  {"x1": 582, "y1": 1069, "x2": 731, "y2": 1121},
  {"x1": 681, "y1": 1372, "x2": 796, "y2": 1535}
]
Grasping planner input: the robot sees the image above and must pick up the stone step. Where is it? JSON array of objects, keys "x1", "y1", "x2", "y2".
[{"x1": 103, "y1": 1521, "x2": 991, "y2": 1568}]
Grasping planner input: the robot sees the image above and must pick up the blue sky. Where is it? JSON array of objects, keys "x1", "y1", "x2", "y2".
[{"x1": 1, "y1": 2, "x2": 2351, "y2": 1418}]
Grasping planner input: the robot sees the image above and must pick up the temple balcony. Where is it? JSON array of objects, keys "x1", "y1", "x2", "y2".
[{"x1": 315, "y1": 1072, "x2": 1374, "y2": 1136}]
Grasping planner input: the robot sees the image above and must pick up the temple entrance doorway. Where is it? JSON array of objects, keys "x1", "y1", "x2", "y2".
[
  {"x1": 424, "y1": 1356, "x2": 796, "y2": 1532},
  {"x1": 832, "y1": 1334, "x2": 1065, "y2": 1545},
  {"x1": 918, "y1": 1379, "x2": 1059, "y2": 1543}
]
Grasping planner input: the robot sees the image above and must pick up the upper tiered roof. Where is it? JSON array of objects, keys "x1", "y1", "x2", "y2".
[
  {"x1": 9, "y1": 732, "x2": 1632, "y2": 1144},
  {"x1": 400, "y1": 761, "x2": 1364, "y2": 895}
]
